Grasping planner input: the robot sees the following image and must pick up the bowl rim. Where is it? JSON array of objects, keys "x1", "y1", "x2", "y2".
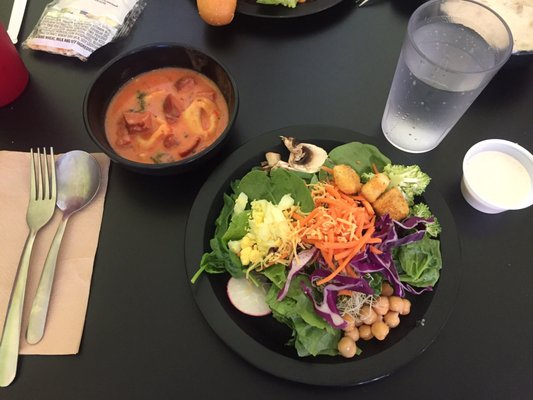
[
  {"x1": 462, "y1": 138, "x2": 533, "y2": 212},
  {"x1": 83, "y1": 41, "x2": 239, "y2": 171}
]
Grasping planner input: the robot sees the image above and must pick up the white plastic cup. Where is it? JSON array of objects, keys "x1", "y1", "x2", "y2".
[
  {"x1": 461, "y1": 139, "x2": 533, "y2": 214},
  {"x1": 381, "y1": 0, "x2": 513, "y2": 153}
]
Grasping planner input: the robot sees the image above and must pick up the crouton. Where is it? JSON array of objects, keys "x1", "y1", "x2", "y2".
[
  {"x1": 372, "y1": 187, "x2": 409, "y2": 221},
  {"x1": 360, "y1": 173, "x2": 390, "y2": 203},
  {"x1": 333, "y1": 164, "x2": 361, "y2": 195}
]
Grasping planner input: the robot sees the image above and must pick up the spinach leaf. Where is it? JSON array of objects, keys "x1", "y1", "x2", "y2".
[
  {"x1": 235, "y1": 170, "x2": 274, "y2": 202},
  {"x1": 200, "y1": 236, "x2": 244, "y2": 279},
  {"x1": 397, "y1": 236, "x2": 442, "y2": 287},
  {"x1": 214, "y1": 194, "x2": 235, "y2": 237},
  {"x1": 328, "y1": 142, "x2": 391, "y2": 175},
  {"x1": 235, "y1": 169, "x2": 314, "y2": 212},
  {"x1": 150, "y1": 152, "x2": 174, "y2": 164},
  {"x1": 270, "y1": 169, "x2": 314, "y2": 212},
  {"x1": 191, "y1": 194, "x2": 245, "y2": 283},
  {"x1": 222, "y1": 210, "x2": 250, "y2": 242}
]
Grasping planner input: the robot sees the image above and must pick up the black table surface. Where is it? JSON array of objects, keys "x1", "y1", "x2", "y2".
[{"x1": 1, "y1": 0, "x2": 532, "y2": 398}]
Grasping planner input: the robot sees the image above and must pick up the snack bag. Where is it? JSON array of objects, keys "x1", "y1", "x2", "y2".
[{"x1": 23, "y1": 0, "x2": 146, "y2": 61}]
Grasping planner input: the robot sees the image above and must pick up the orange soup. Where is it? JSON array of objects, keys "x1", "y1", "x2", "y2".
[{"x1": 104, "y1": 67, "x2": 229, "y2": 164}]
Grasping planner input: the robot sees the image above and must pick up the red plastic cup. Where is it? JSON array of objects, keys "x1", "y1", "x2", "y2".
[{"x1": 0, "y1": 22, "x2": 29, "y2": 107}]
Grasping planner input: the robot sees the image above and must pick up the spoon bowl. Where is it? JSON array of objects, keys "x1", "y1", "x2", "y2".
[
  {"x1": 26, "y1": 150, "x2": 101, "y2": 344},
  {"x1": 56, "y1": 151, "x2": 101, "y2": 215}
]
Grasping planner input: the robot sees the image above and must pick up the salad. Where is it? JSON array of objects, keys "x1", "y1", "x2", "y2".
[
  {"x1": 191, "y1": 137, "x2": 442, "y2": 358},
  {"x1": 256, "y1": 0, "x2": 303, "y2": 8}
]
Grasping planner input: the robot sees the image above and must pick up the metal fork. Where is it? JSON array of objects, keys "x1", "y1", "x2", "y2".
[
  {"x1": 356, "y1": 0, "x2": 371, "y2": 6},
  {"x1": 0, "y1": 148, "x2": 57, "y2": 387}
]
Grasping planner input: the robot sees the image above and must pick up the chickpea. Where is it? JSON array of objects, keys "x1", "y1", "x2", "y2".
[
  {"x1": 373, "y1": 296, "x2": 390, "y2": 316},
  {"x1": 342, "y1": 314, "x2": 356, "y2": 331},
  {"x1": 381, "y1": 282, "x2": 394, "y2": 297},
  {"x1": 389, "y1": 296, "x2": 404, "y2": 313},
  {"x1": 360, "y1": 305, "x2": 378, "y2": 325},
  {"x1": 384, "y1": 311, "x2": 400, "y2": 328},
  {"x1": 359, "y1": 324, "x2": 374, "y2": 340},
  {"x1": 371, "y1": 320, "x2": 390, "y2": 341},
  {"x1": 400, "y1": 298, "x2": 411, "y2": 315},
  {"x1": 338, "y1": 336, "x2": 357, "y2": 358},
  {"x1": 344, "y1": 327, "x2": 360, "y2": 342}
]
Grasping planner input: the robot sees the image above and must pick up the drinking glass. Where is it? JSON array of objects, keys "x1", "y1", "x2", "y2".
[{"x1": 381, "y1": 0, "x2": 513, "y2": 153}]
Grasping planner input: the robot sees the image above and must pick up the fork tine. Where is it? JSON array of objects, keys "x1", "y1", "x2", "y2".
[
  {"x1": 30, "y1": 149, "x2": 36, "y2": 201},
  {"x1": 42, "y1": 148, "x2": 50, "y2": 201},
  {"x1": 49, "y1": 148, "x2": 56, "y2": 200},
  {"x1": 36, "y1": 148, "x2": 43, "y2": 201}
]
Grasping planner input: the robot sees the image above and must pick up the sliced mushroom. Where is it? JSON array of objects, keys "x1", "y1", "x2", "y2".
[
  {"x1": 265, "y1": 152, "x2": 281, "y2": 167},
  {"x1": 261, "y1": 137, "x2": 328, "y2": 173},
  {"x1": 280, "y1": 136, "x2": 328, "y2": 173}
]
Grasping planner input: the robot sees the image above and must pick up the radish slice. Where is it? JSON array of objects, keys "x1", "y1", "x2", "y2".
[{"x1": 227, "y1": 277, "x2": 271, "y2": 317}]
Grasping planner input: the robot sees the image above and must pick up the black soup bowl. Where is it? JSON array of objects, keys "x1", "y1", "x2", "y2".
[{"x1": 83, "y1": 43, "x2": 239, "y2": 175}]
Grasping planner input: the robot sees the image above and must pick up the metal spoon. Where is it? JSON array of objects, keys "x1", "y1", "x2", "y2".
[{"x1": 26, "y1": 151, "x2": 101, "y2": 345}]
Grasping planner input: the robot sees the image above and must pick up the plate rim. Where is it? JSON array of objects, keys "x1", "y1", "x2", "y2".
[{"x1": 185, "y1": 124, "x2": 462, "y2": 386}]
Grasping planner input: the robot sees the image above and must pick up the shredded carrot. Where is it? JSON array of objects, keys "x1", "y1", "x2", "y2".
[
  {"x1": 316, "y1": 227, "x2": 375, "y2": 285},
  {"x1": 324, "y1": 184, "x2": 342, "y2": 199},
  {"x1": 321, "y1": 165, "x2": 334, "y2": 175},
  {"x1": 369, "y1": 245, "x2": 383, "y2": 255},
  {"x1": 372, "y1": 163, "x2": 379, "y2": 175},
  {"x1": 291, "y1": 212, "x2": 305, "y2": 222},
  {"x1": 294, "y1": 181, "x2": 381, "y2": 286}
]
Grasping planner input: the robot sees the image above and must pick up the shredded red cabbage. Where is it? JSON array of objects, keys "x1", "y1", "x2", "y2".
[
  {"x1": 301, "y1": 281, "x2": 352, "y2": 330},
  {"x1": 310, "y1": 268, "x2": 374, "y2": 295},
  {"x1": 350, "y1": 214, "x2": 434, "y2": 297}
]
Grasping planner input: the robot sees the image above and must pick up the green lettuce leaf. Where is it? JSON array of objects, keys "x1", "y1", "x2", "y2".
[
  {"x1": 397, "y1": 236, "x2": 442, "y2": 287},
  {"x1": 265, "y1": 275, "x2": 340, "y2": 357},
  {"x1": 261, "y1": 263, "x2": 287, "y2": 289}
]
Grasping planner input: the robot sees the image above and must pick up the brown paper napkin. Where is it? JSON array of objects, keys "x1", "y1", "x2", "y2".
[{"x1": 0, "y1": 151, "x2": 110, "y2": 355}]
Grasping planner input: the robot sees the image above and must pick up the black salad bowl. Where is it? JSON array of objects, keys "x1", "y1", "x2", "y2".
[{"x1": 83, "y1": 42, "x2": 239, "y2": 175}]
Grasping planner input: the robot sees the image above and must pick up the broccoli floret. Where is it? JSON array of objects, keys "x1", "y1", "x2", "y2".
[
  {"x1": 360, "y1": 171, "x2": 375, "y2": 183},
  {"x1": 411, "y1": 203, "x2": 442, "y2": 237},
  {"x1": 383, "y1": 164, "x2": 431, "y2": 204}
]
